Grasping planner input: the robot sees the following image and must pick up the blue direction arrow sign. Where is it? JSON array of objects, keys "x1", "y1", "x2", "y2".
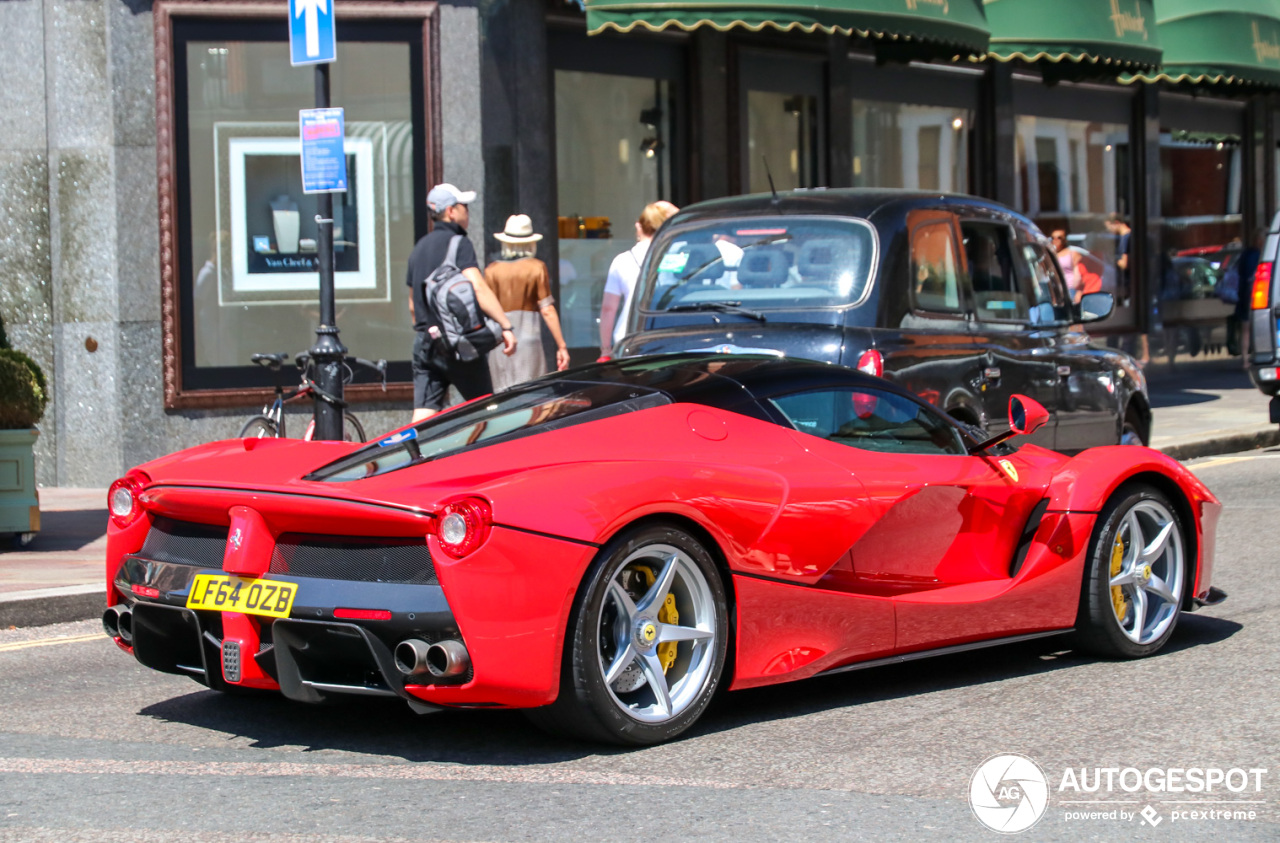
[
  {"x1": 300, "y1": 108, "x2": 348, "y2": 194},
  {"x1": 289, "y1": 0, "x2": 335, "y2": 66}
]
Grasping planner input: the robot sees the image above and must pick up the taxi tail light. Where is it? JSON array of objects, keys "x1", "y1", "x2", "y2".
[
  {"x1": 433, "y1": 497, "x2": 492, "y2": 558},
  {"x1": 856, "y1": 348, "x2": 884, "y2": 377},
  {"x1": 107, "y1": 471, "x2": 151, "y2": 529},
  {"x1": 1252, "y1": 262, "x2": 1273, "y2": 310}
]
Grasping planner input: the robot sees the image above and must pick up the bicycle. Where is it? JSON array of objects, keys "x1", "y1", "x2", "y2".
[{"x1": 239, "y1": 351, "x2": 387, "y2": 442}]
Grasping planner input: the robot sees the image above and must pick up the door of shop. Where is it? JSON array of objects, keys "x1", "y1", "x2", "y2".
[{"x1": 739, "y1": 51, "x2": 826, "y2": 195}]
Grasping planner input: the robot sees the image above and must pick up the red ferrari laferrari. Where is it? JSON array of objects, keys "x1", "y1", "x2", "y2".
[{"x1": 103, "y1": 354, "x2": 1224, "y2": 744}]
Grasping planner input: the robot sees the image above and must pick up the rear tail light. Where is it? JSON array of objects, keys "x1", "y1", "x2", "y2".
[
  {"x1": 108, "y1": 471, "x2": 151, "y2": 529},
  {"x1": 1252, "y1": 263, "x2": 1273, "y2": 310},
  {"x1": 434, "y1": 497, "x2": 493, "y2": 558},
  {"x1": 856, "y1": 348, "x2": 884, "y2": 377}
]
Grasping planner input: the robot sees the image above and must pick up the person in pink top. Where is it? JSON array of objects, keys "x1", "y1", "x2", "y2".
[{"x1": 1052, "y1": 229, "x2": 1083, "y2": 303}]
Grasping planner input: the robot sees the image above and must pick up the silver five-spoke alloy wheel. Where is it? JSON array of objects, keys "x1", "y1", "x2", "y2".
[
  {"x1": 597, "y1": 543, "x2": 718, "y2": 723},
  {"x1": 1108, "y1": 499, "x2": 1184, "y2": 645}
]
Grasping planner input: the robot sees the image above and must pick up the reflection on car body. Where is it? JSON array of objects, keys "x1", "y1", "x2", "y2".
[{"x1": 619, "y1": 189, "x2": 1151, "y2": 452}]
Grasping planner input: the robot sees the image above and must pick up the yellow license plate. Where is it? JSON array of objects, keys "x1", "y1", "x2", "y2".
[{"x1": 186, "y1": 574, "x2": 297, "y2": 619}]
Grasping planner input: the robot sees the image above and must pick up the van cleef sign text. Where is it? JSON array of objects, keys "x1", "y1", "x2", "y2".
[{"x1": 1110, "y1": 0, "x2": 1148, "y2": 41}]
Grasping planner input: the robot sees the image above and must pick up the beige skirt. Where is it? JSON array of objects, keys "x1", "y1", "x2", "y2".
[{"x1": 488, "y1": 309, "x2": 547, "y2": 392}]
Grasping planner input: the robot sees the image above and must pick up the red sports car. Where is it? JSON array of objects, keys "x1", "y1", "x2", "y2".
[{"x1": 103, "y1": 355, "x2": 1224, "y2": 745}]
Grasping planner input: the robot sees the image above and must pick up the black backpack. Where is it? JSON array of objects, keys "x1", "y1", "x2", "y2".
[{"x1": 419, "y1": 235, "x2": 502, "y2": 362}]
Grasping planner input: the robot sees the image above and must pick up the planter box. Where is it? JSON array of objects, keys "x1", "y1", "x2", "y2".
[{"x1": 0, "y1": 428, "x2": 40, "y2": 539}]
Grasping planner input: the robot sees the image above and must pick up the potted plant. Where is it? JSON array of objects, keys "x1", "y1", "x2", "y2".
[{"x1": 0, "y1": 312, "x2": 48, "y2": 548}]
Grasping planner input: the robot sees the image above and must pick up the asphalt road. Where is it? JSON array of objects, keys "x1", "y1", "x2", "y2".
[{"x1": 1, "y1": 450, "x2": 1277, "y2": 842}]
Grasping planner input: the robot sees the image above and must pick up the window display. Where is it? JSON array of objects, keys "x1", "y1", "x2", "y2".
[{"x1": 175, "y1": 26, "x2": 422, "y2": 389}]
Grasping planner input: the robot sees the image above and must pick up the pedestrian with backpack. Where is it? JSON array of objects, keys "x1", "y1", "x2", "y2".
[{"x1": 406, "y1": 184, "x2": 516, "y2": 422}]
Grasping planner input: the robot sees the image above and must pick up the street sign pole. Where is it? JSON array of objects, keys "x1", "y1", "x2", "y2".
[
  {"x1": 290, "y1": 0, "x2": 343, "y2": 441},
  {"x1": 308, "y1": 61, "x2": 345, "y2": 442}
]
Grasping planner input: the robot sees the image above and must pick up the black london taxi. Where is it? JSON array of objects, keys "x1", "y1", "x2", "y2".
[{"x1": 616, "y1": 189, "x2": 1150, "y2": 451}]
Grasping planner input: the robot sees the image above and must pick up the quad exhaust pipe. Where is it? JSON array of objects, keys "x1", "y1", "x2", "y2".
[
  {"x1": 102, "y1": 605, "x2": 134, "y2": 644},
  {"x1": 394, "y1": 638, "x2": 469, "y2": 679}
]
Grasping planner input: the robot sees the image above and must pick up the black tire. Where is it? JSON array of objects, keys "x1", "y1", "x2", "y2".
[
  {"x1": 526, "y1": 523, "x2": 729, "y2": 745},
  {"x1": 239, "y1": 417, "x2": 277, "y2": 439},
  {"x1": 1120, "y1": 405, "x2": 1148, "y2": 446},
  {"x1": 1075, "y1": 484, "x2": 1187, "y2": 659}
]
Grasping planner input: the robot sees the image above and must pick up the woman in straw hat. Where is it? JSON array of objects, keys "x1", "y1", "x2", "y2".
[{"x1": 484, "y1": 214, "x2": 570, "y2": 390}]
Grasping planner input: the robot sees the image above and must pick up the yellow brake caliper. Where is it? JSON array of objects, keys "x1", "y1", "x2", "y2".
[
  {"x1": 1110, "y1": 535, "x2": 1128, "y2": 622},
  {"x1": 637, "y1": 566, "x2": 679, "y2": 672}
]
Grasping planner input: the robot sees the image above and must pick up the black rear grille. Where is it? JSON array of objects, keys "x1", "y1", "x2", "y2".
[
  {"x1": 140, "y1": 517, "x2": 228, "y2": 567},
  {"x1": 270, "y1": 535, "x2": 436, "y2": 584}
]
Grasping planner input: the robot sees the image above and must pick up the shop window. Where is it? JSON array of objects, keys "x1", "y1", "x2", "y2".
[
  {"x1": 747, "y1": 92, "x2": 820, "y2": 192},
  {"x1": 161, "y1": 15, "x2": 430, "y2": 404},
  {"x1": 554, "y1": 70, "x2": 676, "y2": 353},
  {"x1": 741, "y1": 53, "x2": 824, "y2": 194},
  {"x1": 1158, "y1": 131, "x2": 1241, "y2": 342},
  {"x1": 1013, "y1": 113, "x2": 1131, "y2": 331},
  {"x1": 852, "y1": 101, "x2": 970, "y2": 193},
  {"x1": 549, "y1": 32, "x2": 685, "y2": 359}
]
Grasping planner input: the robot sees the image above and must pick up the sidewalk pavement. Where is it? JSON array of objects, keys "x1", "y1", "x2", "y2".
[{"x1": 3, "y1": 353, "x2": 1276, "y2": 629}]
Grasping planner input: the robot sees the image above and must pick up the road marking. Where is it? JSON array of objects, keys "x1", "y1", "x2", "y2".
[
  {"x1": 1189, "y1": 455, "x2": 1274, "y2": 470},
  {"x1": 0, "y1": 756, "x2": 746, "y2": 790},
  {"x1": 0, "y1": 634, "x2": 103, "y2": 653}
]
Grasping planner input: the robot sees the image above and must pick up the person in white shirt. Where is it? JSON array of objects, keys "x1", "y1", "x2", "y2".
[{"x1": 599, "y1": 201, "x2": 678, "y2": 357}]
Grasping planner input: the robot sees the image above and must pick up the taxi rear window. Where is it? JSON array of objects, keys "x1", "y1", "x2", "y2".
[{"x1": 639, "y1": 217, "x2": 876, "y2": 312}]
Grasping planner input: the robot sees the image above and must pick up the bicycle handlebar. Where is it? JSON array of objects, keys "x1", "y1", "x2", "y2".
[{"x1": 252, "y1": 350, "x2": 387, "y2": 394}]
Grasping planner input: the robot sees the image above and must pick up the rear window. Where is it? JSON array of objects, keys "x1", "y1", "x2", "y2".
[
  {"x1": 308, "y1": 381, "x2": 669, "y2": 482},
  {"x1": 637, "y1": 216, "x2": 877, "y2": 312}
]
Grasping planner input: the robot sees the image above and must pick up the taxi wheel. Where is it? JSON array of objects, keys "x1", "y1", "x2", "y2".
[
  {"x1": 527, "y1": 524, "x2": 728, "y2": 745},
  {"x1": 1075, "y1": 484, "x2": 1186, "y2": 659}
]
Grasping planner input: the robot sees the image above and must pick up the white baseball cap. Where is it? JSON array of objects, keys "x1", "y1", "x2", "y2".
[{"x1": 427, "y1": 183, "x2": 477, "y2": 212}]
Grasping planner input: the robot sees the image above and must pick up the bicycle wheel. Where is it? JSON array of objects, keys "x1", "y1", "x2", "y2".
[
  {"x1": 239, "y1": 416, "x2": 278, "y2": 438},
  {"x1": 344, "y1": 413, "x2": 367, "y2": 442},
  {"x1": 303, "y1": 414, "x2": 367, "y2": 442}
]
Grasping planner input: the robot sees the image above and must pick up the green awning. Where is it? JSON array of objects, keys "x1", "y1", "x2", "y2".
[
  {"x1": 584, "y1": 0, "x2": 990, "y2": 55},
  {"x1": 1134, "y1": 0, "x2": 1280, "y2": 87},
  {"x1": 985, "y1": 0, "x2": 1162, "y2": 70}
]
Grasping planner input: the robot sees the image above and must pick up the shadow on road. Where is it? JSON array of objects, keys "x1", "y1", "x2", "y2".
[
  {"x1": 699, "y1": 612, "x2": 1242, "y2": 738},
  {"x1": 0, "y1": 508, "x2": 107, "y2": 554},
  {"x1": 136, "y1": 613, "x2": 1242, "y2": 760}
]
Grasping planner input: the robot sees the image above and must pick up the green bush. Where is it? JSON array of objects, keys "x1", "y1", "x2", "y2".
[
  {"x1": 0, "y1": 349, "x2": 47, "y2": 429},
  {"x1": 0, "y1": 311, "x2": 9, "y2": 350}
]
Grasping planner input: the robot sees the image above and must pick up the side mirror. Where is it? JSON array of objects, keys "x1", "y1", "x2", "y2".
[
  {"x1": 1009, "y1": 394, "x2": 1049, "y2": 436},
  {"x1": 969, "y1": 394, "x2": 1049, "y2": 454},
  {"x1": 1078, "y1": 291, "x2": 1114, "y2": 323}
]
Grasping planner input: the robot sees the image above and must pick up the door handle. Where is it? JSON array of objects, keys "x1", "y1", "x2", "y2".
[{"x1": 983, "y1": 366, "x2": 1002, "y2": 380}]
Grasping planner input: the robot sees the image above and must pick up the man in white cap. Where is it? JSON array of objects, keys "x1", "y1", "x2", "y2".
[{"x1": 406, "y1": 183, "x2": 516, "y2": 422}]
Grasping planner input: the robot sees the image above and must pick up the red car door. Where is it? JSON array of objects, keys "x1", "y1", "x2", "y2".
[{"x1": 768, "y1": 385, "x2": 1059, "y2": 653}]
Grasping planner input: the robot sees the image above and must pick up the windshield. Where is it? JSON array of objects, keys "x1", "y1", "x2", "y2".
[
  {"x1": 309, "y1": 381, "x2": 669, "y2": 482},
  {"x1": 636, "y1": 216, "x2": 877, "y2": 314}
]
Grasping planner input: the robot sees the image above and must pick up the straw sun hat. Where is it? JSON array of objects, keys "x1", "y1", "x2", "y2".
[{"x1": 494, "y1": 214, "x2": 543, "y2": 244}]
